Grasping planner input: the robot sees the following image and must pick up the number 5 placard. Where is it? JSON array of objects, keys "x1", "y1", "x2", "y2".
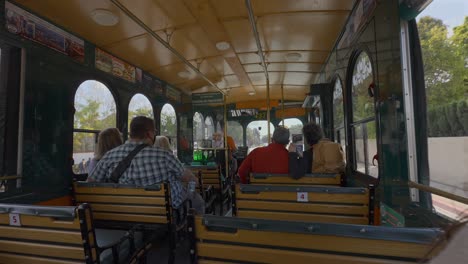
[
  {"x1": 297, "y1": 192, "x2": 308, "y2": 202},
  {"x1": 9, "y1": 213, "x2": 21, "y2": 226}
]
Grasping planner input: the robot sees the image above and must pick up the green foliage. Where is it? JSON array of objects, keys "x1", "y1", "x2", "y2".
[
  {"x1": 456, "y1": 100, "x2": 468, "y2": 134},
  {"x1": 419, "y1": 16, "x2": 468, "y2": 106},
  {"x1": 73, "y1": 99, "x2": 116, "y2": 153},
  {"x1": 427, "y1": 99, "x2": 468, "y2": 137}
]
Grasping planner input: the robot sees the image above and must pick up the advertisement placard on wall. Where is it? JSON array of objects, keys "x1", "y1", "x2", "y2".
[{"x1": 5, "y1": 1, "x2": 85, "y2": 62}]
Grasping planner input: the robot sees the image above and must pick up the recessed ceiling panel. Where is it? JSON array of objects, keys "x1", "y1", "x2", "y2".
[{"x1": 259, "y1": 13, "x2": 348, "y2": 51}]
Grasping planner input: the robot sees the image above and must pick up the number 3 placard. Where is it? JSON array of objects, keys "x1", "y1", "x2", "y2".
[
  {"x1": 297, "y1": 192, "x2": 308, "y2": 202},
  {"x1": 9, "y1": 213, "x2": 21, "y2": 226}
]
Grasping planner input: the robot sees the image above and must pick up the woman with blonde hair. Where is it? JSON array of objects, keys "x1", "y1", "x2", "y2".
[
  {"x1": 154, "y1": 135, "x2": 172, "y2": 153},
  {"x1": 87, "y1": 128, "x2": 123, "y2": 174}
]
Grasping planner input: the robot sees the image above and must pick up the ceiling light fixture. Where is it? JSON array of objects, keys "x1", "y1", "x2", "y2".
[
  {"x1": 91, "y1": 9, "x2": 119, "y2": 26},
  {"x1": 285, "y1": 52, "x2": 302, "y2": 62},
  {"x1": 178, "y1": 71, "x2": 191, "y2": 79},
  {"x1": 215, "y1": 41, "x2": 231, "y2": 51},
  {"x1": 248, "y1": 91, "x2": 256, "y2": 96}
]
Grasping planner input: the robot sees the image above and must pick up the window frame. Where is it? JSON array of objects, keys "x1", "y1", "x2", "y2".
[
  {"x1": 72, "y1": 80, "x2": 118, "y2": 176},
  {"x1": 346, "y1": 48, "x2": 380, "y2": 180}
]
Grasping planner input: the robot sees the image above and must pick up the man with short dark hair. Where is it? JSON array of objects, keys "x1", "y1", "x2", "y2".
[
  {"x1": 238, "y1": 126, "x2": 290, "y2": 183},
  {"x1": 89, "y1": 116, "x2": 203, "y2": 212}
]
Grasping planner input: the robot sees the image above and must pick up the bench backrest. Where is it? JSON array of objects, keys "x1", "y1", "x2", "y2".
[
  {"x1": 0, "y1": 203, "x2": 98, "y2": 264},
  {"x1": 250, "y1": 172, "x2": 343, "y2": 185},
  {"x1": 189, "y1": 214, "x2": 443, "y2": 264},
  {"x1": 73, "y1": 182, "x2": 170, "y2": 226},
  {"x1": 233, "y1": 184, "x2": 373, "y2": 225}
]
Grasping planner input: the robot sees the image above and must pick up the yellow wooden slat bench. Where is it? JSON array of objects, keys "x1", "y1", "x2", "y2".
[
  {"x1": 187, "y1": 214, "x2": 444, "y2": 264},
  {"x1": 250, "y1": 172, "x2": 343, "y2": 186},
  {"x1": 233, "y1": 184, "x2": 375, "y2": 225},
  {"x1": 188, "y1": 166, "x2": 231, "y2": 215},
  {"x1": 72, "y1": 181, "x2": 188, "y2": 264},
  {"x1": 0, "y1": 203, "x2": 147, "y2": 264}
]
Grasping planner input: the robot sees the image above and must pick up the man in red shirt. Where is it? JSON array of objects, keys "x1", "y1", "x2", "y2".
[{"x1": 238, "y1": 126, "x2": 290, "y2": 183}]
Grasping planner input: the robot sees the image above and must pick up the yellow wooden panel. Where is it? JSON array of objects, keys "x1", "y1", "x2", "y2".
[
  {"x1": 203, "y1": 179, "x2": 220, "y2": 184},
  {"x1": 237, "y1": 211, "x2": 368, "y2": 225},
  {"x1": 75, "y1": 194, "x2": 165, "y2": 205},
  {"x1": 250, "y1": 174, "x2": 341, "y2": 185},
  {"x1": 0, "y1": 226, "x2": 82, "y2": 245},
  {"x1": 0, "y1": 252, "x2": 82, "y2": 264},
  {"x1": 236, "y1": 186, "x2": 368, "y2": 204},
  {"x1": 0, "y1": 240, "x2": 85, "y2": 260},
  {"x1": 275, "y1": 108, "x2": 306, "y2": 119},
  {"x1": 93, "y1": 212, "x2": 167, "y2": 224},
  {"x1": 197, "y1": 243, "x2": 413, "y2": 264},
  {"x1": 89, "y1": 204, "x2": 166, "y2": 215},
  {"x1": 74, "y1": 183, "x2": 165, "y2": 196},
  {"x1": 237, "y1": 200, "x2": 368, "y2": 215},
  {"x1": 0, "y1": 214, "x2": 80, "y2": 230},
  {"x1": 194, "y1": 217, "x2": 430, "y2": 259}
]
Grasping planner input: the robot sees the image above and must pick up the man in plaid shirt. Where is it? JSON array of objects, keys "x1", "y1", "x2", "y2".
[{"x1": 88, "y1": 116, "x2": 201, "y2": 211}]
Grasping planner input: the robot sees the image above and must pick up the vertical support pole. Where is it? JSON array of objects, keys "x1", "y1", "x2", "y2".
[
  {"x1": 368, "y1": 184, "x2": 375, "y2": 225},
  {"x1": 16, "y1": 48, "x2": 26, "y2": 188},
  {"x1": 164, "y1": 182, "x2": 176, "y2": 264},
  {"x1": 281, "y1": 83, "x2": 285, "y2": 126},
  {"x1": 187, "y1": 211, "x2": 198, "y2": 264},
  {"x1": 231, "y1": 183, "x2": 237, "y2": 216},
  {"x1": 267, "y1": 78, "x2": 271, "y2": 143}
]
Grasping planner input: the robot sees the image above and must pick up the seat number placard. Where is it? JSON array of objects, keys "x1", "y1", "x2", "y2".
[
  {"x1": 9, "y1": 213, "x2": 21, "y2": 226},
  {"x1": 297, "y1": 192, "x2": 308, "y2": 202}
]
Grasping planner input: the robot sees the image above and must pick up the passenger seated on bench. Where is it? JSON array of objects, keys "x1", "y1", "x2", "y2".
[
  {"x1": 289, "y1": 122, "x2": 345, "y2": 179},
  {"x1": 238, "y1": 126, "x2": 290, "y2": 183},
  {"x1": 88, "y1": 128, "x2": 123, "y2": 173},
  {"x1": 154, "y1": 135, "x2": 173, "y2": 153},
  {"x1": 89, "y1": 116, "x2": 205, "y2": 214}
]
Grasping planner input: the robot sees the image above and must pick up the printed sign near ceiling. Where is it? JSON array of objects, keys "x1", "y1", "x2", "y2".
[
  {"x1": 95, "y1": 48, "x2": 136, "y2": 83},
  {"x1": 5, "y1": 1, "x2": 85, "y2": 62},
  {"x1": 338, "y1": 0, "x2": 377, "y2": 49},
  {"x1": 192, "y1": 92, "x2": 224, "y2": 105},
  {"x1": 142, "y1": 73, "x2": 164, "y2": 94},
  {"x1": 166, "y1": 85, "x2": 181, "y2": 102}
]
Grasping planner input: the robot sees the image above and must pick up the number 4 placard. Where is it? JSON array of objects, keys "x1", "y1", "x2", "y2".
[
  {"x1": 9, "y1": 213, "x2": 21, "y2": 226},
  {"x1": 297, "y1": 192, "x2": 308, "y2": 202}
]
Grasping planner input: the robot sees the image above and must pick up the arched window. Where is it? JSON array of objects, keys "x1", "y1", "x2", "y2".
[
  {"x1": 279, "y1": 118, "x2": 303, "y2": 139},
  {"x1": 193, "y1": 112, "x2": 204, "y2": 149},
  {"x1": 227, "y1": 121, "x2": 244, "y2": 147},
  {"x1": 160, "y1": 103, "x2": 177, "y2": 155},
  {"x1": 205, "y1": 116, "x2": 214, "y2": 140},
  {"x1": 128, "y1": 94, "x2": 154, "y2": 130},
  {"x1": 246, "y1": 121, "x2": 275, "y2": 153},
  {"x1": 73, "y1": 80, "x2": 116, "y2": 174},
  {"x1": 350, "y1": 51, "x2": 377, "y2": 177}
]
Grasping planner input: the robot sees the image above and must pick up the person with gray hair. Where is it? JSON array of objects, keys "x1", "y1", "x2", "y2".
[
  {"x1": 238, "y1": 126, "x2": 290, "y2": 183},
  {"x1": 289, "y1": 122, "x2": 345, "y2": 179}
]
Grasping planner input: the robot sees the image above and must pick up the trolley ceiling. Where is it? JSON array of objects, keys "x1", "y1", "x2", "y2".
[{"x1": 15, "y1": 0, "x2": 355, "y2": 103}]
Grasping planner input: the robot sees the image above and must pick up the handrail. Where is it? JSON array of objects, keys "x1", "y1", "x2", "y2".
[
  {"x1": 408, "y1": 181, "x2": 468, "y2": 205},
  {"x1": 0, "y1": 176, "x2": 21, "y2": 181},
  {"x1": 110, "y1": 0, "x2": 225, "y2": 96}
]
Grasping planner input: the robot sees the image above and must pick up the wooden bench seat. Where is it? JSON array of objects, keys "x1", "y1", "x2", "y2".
[
  {"x1": 250, "y1": 172, "x2": 343, "y2": 186},
  {"x1": 188, "y1": 166, "x2": 231, "y2": 215},
  {"x1": 73, "y1": 181, "x2": 187, "y2": 263},
  {"x1": 188, "y1": 214, "x2": 444, "y2": 264},
  {"x1": 233, "y1": 184, "x2": 374, "y2": 225},
  {"x1": 0, "y1": 203, "x2": 147, "y2": 264}
]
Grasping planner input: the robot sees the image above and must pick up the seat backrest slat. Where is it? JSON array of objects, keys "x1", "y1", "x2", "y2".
[
  {"x1": 0, "y1": 203, "x2": 97, "y2": 263},
  {"x1": 191, "y1": 215, "x2": 442, "y2": 263},
  {"x1": 73, "y1": 182, "x2": 169, "y2": 225}
]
